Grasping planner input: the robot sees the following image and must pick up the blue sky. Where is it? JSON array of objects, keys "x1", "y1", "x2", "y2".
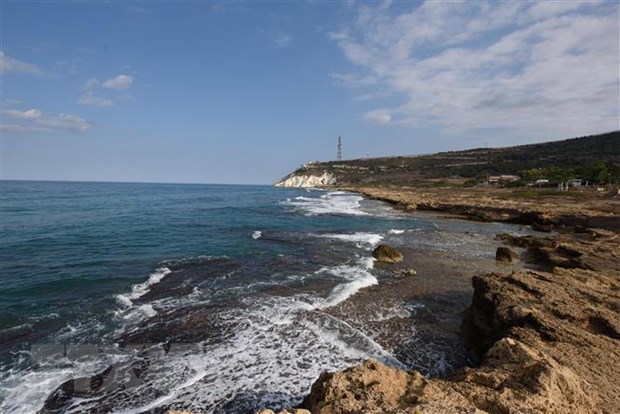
[{"x1": 2, "y1": 1, "x2": 619, "y2": 184}]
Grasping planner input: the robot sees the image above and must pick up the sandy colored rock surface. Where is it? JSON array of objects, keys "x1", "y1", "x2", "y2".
[
  {"x1": 372, "y1": 243, "x2": 404, "y2": 263},
  {"x1": 294, "y1": 187, "x2": 620, "y2": 414},
  {"x1": 347, "y1": 186, "x2": 620, "y2": 232}
]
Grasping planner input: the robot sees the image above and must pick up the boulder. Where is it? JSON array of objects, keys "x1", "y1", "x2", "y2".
[
  {"x1": 300, "y1": 359, "x2": 430, "y2": 414},
  {"x1": 496, "y1": 246, "x2": 518, "y2": 263},
  {"x1": 372, "y1": 244, "x2": 404, "y2": 263}
]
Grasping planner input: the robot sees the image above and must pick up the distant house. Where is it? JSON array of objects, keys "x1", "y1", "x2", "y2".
[
  {"x1": 488, "y1": 175, "x2": 520, "y2": 183},
  {"x1": 568, "y1": 179, "x2": 582, "y2": 187}
]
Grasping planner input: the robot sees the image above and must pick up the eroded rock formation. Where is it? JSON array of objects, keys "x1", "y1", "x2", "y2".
[
  {"x1": 274, "y1": 171, "x2": 337, "y2": 188},
  {"x1": 298, "y1": 229, "x2": 620, "y2": 414}
]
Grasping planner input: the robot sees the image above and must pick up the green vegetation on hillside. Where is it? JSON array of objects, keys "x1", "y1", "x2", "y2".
[{"x1": 288, "y1": 131, "x2": 620, "y2": 186}]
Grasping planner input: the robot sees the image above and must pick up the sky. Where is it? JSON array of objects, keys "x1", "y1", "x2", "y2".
[{"x1": 1, "y1": 0, "x2": 619, "y2": 184}]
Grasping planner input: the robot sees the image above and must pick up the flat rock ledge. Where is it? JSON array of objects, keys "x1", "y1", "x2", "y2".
[{"x1": 292, "y1": 230, "x2": 620, "y2": 414}]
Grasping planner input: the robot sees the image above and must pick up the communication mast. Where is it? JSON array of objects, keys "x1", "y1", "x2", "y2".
[{"x1": 337, "y1": 136, "x2": 342, "y2": 161}]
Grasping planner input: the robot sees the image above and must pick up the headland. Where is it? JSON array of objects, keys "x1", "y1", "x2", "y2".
[{"x1": 267, "y1": 132, "x2": 620, "y2": 414}]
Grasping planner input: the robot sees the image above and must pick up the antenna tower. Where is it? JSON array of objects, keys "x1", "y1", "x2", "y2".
[{"x1": 337, "y1": 136, "x2": 342, "y2": 161}]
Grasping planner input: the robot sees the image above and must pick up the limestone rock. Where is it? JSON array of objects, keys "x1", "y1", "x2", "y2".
[
  {"x1": 372, "y1": 244, "x2": 404, "y2": 263},
  {"x1": 495, "y1": 246, "x2": 518, "y2": 262},
  {"x1": 274, "y1": 172, "x2": 336, "y2": 188},
  {"x1": 301, "y1": 359, "x2": 430, "y2": 414}
]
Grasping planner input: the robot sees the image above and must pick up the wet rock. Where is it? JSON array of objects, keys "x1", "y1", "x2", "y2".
[
  {"x1": 531, "y1": 222, "x2": 553, "y2": 232},
  {"x1": 496, "y1": 246, "x2": 518, "y2": 262},
  {"x1": 372, "y1": 244, "x2": 404, "y2": 263}
]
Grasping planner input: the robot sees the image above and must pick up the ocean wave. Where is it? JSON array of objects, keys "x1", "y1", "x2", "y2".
[
  {"x1": 316, "y1": 257, "x2": 377, "y2": 309},
  {"x1": 0, "y1": 346, "x2": 128, "y2": 414},
  {"x1": 317, "y1": 232, "x2": 383, "y2": 249},
  {"x1": 251, "y1": 230, "x2": 262, "y2": 239},
  {"x1": 388, "y1": 229, "x2": 405, "y2": 235},
  {"x1": 114, "y1": 267, "x2": 171, "y2": 308},
  {"x1": 282, "y1": 191, "x2": 369, "y2": 216}
]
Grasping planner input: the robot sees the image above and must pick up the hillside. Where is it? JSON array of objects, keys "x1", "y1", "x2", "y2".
[{"x1": 276, "y1": 131, "x2": 620, "y2": 187}]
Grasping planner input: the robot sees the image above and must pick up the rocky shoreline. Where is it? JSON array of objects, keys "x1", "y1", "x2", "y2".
[
  {"x1": 344, "y1": 186, "x2": 620, "y2": 233},
  {"x1": 268, "y1": 187, "x2": 620, "y2": 414},
  {"x1": 38, "y1": 187, "x2": 619, "y2": 414}
]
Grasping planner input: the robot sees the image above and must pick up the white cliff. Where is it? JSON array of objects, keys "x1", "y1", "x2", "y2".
[{"x1": 274, "y1": 171, "x2": 337, "y2": 188}]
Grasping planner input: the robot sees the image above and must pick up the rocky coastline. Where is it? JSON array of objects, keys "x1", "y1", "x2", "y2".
[
  {"x1": 38, "y1": 186, "x2": 619, "y2": 414},
  {"x1": 345, "y1": 186, "x2": 620, "y2": 233},
  {"x1": 282, "y1": 186, "x2": 619, "y2": 414}
]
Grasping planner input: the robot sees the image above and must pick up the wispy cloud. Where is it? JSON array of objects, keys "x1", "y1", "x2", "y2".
[
  {"x1": 102, "y1": 74, "x2": 134, "y2": 90},
  {"x1": 2, "y1": 108, "x2": 91, "y2": 133},
  {"x1": 275, "y1": 32, "x2": 293, "y2": 48},
  {"x1": 82, "y1": 77, "x2": 100, "y2": 91},
  {"x1": 78, "y1": 74, "x2": 134, "y2": 107},
  {"x1": 0, "y1": 51, "x2": 42, "y2": 75},
  {"x1": 331, "y1": 1, "x2": 619, "y2": 138},
  {"x1": 364, "y1": 109, "x2": 392, "y2": 125},
  {"x1": 78, "y1": 92, "x2": 114, "y2": 107}
]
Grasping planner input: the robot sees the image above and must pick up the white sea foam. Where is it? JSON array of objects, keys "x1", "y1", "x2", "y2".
[
  {"x1": 114, "y1": 267, "x2": 171, "y2": 308},
  {"x1": 316, "y1": 257, "x2": 377, "y2": 309},
  {"x1": 252, "y1": 230, "x2": 262, "y2": 239},
  {"x1": 4, "y1": 255, "x2": 395, "y2": 414},
  {"x1": 318, "y1": 232, "x2": 383, "y2": 249},
  {"x1": 282, "y1": 191, "x2": 369, "y2": 216},
  {"x1": 107, "y1": 293, "x2": 398, "y2": 413},
  {"x1": 0, "y1": 347, "x2": 129, "y2": 414},
  {"x1": 25, "y1": 290, "x2": 401, "y2": 414},
  {"x1": 388, "y1": 229, "x2": 405, "y2": 234}
]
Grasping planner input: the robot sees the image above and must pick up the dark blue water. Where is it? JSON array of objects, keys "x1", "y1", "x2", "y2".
[{"x1": 0, "y1": 181, "x2": 525, "y2": 413}]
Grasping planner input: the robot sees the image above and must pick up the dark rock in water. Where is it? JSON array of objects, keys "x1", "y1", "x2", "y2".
[
  {"x1": 372, "y1": 244, "x2": 403, "y2": 263},
  {"x1": 41, "y1": 366, "x2": 113, "y2": 412},
  {"x1": 496, "y1": 246, "x2": 518, "y2": 263},
  {"x1": 531, "y1": 222, "x2": 553, "y2": 232}
]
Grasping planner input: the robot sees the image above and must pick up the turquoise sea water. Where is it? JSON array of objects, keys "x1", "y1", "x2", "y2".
[{"x1": 0, "y1": 181, "x2": 524, "y2": 413}]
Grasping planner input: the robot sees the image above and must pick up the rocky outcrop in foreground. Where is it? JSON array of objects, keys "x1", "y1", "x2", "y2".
[{"x1": 295, "y1": 229, "x2": 620, "y2": 413}]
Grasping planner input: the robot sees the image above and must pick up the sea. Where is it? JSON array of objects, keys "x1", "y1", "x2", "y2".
[{"x1": 0, "y1": 181, "x2": 527, "y2": 413}]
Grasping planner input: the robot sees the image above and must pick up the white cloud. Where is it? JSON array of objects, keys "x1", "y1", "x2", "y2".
[
  {"x1": 78, "y1": 92, "x2": 114, "y2": 107},
  {"x1": 0, "y1": 124, "x2": 50, "y2": 133},
  {"x1": 2, "y1": 107, "x2": 91, "y2": 133},
  {"x1": 364, "y1": 109, "x2": 392, "y2": 124},
  {"x1": 331, "y1": 1, "x2": 619, "y2": 138},
  {"x1": 529, "y1": 0, "x2": 600, "y2": 20},
  {"x1": 275, "y1": 32, "x2": 293, "y2": 48},
  {"x1": 0, "y1": 51, "x2": 42, "y2": 75},
  {"x1": 102, "y1": 74, "x2": 134, "y2": 90},
  {"x1": 79, "y1": 75, "x2": 134, "y2": 106},
  {"x1": 4, "y1": 109, "x2": 42, "y2": 120},
  {"x1": 82, "y1": 77, "x2": 100, "y2": 90}
]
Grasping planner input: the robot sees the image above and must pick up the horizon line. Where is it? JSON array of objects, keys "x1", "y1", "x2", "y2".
[{"x1": 0, "y1": 178, "x2": 274, "y2": 186}]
